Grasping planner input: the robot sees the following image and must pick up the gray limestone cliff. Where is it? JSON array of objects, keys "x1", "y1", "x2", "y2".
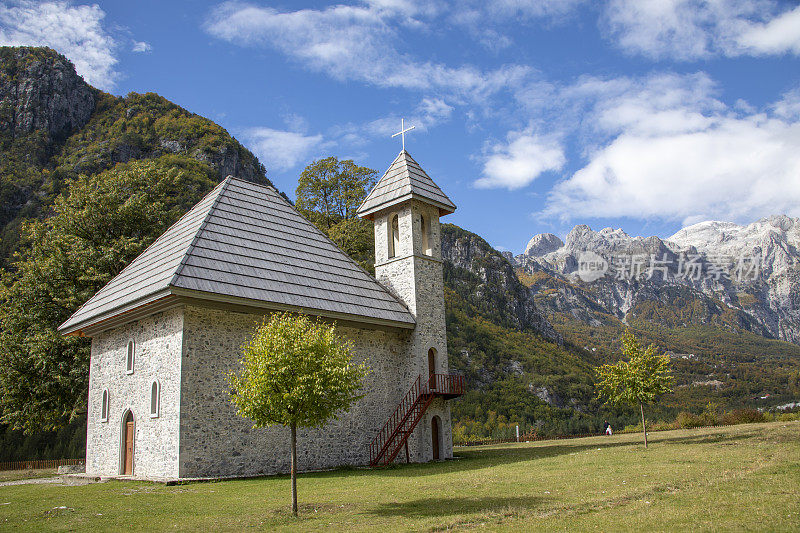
[
  {"x1": 441, "y1": 223, "x2": 561, "y2": 343},
  {"x1": 0, "y1": 47, "x2": 96, "y2": 138}
]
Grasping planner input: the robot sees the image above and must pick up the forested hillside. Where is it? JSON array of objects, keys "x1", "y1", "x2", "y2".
[
  {"x1": 440, "y1": 224, "x2": 798, "y2": 439},
  {"x1": 0, "y1": 46, "x2": 269, "y2": 265}
]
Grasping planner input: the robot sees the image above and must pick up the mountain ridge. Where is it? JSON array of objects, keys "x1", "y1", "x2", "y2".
[{"x1": 514, "y1": 215, "x2": 800, "y2": 345}]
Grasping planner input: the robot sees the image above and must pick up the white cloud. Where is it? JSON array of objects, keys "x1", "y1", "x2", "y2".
[
  {"x1": 329, "y1": 96, "x2": 456, "y2": 150},
  {"x1": 773, "y1": 88, "x2": 800, "y2": 120},
  {"x1": 737, "y1": 5, "x2": 800, "y2": 54},
  {"x1": 203, "y1": 1, "x2": 531, "y2": 101},
  {"x1": 603, "y1": 0, "x2": 800, "y2": 60},
  {"x1": 0, "y1": 1, "x2": 118, "y2": 89},
  {"x1": 542, "y1": 75, "x2": 800, "y2": 224},
  {"x1": 475, "y1": 132, "x2": 565, "y2": 190},
  {"x1": 241, "y1": 128, "x2": 326, "y2": 171},
  {"x1": 476, "y1": 0, "x2": 584, "y2": 20},
  {"x1": 132, "y1": 40, "x2": 151, "y2": 53},
  {"x1": 449, "y1": 0, "x2": 584, "y2": 49},
  {"x1": 371, "y1": 97, "x2": 454, "y2": 135}
]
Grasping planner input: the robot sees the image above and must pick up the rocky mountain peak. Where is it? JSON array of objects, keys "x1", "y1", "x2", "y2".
[
  {"x1": 524, "y1": 233, "x2": 563, "y2": 257},
  {"x1": 442, "y1": 224, "x2": 561, "y2": 343},
  {"x1": 667, "y1": 215, "x2": 800, "y2": 255},
  {"x1": 0, "y1": 47, "x2": 95, "y2": 139}
]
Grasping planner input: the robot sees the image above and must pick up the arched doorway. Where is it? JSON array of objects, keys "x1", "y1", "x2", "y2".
[
  {"x1": 122, "y1": 410, "x2": 134, "y2": 475},
  {"x1": 428, "y1": 348, "x2": 436, "y2": 389},
  {"x1": 431, "y1": 416, "x2": 441, "y2": 460}
]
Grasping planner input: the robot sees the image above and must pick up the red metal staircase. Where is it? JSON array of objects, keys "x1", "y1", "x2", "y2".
[{"x1": 369, "y1": 373, "x2": 465, "y2": 467}]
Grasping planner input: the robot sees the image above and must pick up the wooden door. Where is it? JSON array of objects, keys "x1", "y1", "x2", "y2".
[
  {"x1": 123, "y1": 412, "x2": 134, "y2": 475},
  {"x1": 428, "y1": 348, "x2": 436, "y2": 389},
  {"x1": 431, "y1": 417, "x2": 440, "y2": 460}
]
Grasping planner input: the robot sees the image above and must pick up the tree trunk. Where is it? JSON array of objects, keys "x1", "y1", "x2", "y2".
[
  {"x1": 291, "y1": 422, "x2": 298, "y2": 516},
  {"x1": 640, "y1": 402, "x2": 648, "y2": 448}
]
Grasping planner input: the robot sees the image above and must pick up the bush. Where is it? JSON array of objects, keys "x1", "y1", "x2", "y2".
[
  {"x1": 677, "y1": 411, "x2": 704, "y2": 428},
  {"x1": 776, "y1": 412, "x2": 800, "y2": 422},
  {"x1": 699, "y1": 402, "x2": 722, "y2": 426},
  {"x1": 722, "y1": 408, "x2": 765, "y2": 425}
]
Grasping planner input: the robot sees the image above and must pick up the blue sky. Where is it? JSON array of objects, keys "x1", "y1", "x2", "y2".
[{"x1": 1, "y1": 1, "x2": 799, "y2": 253}]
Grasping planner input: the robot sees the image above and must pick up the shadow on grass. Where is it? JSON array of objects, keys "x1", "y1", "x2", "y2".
[
  {"x1": 221, "y1": 428, "x2": 752, "y2": 486},
  {"x1": 369, "y1": 495, "x2": 545, "y2": 518},
  {"x1": 356, "y1": 429, "x2": 753, "y2": 479},
  {"x1": 654, "y1": 433, "x2": 752, "y2": 446}
]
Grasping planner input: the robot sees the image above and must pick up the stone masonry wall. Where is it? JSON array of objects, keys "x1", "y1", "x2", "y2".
[
  {"x1": 178, "y1": 305, "x2": 423, "y2": 478},
  {"x1": 86, "y1": 307, "x2": 183, "y2": 478},
  {"x1": 373, "y1": 200, "x2": 454, "y2": 462}
]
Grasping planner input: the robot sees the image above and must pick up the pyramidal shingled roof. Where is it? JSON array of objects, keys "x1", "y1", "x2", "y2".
[
  {"x1": 59, "y1": 177, "x2": 415, "y2": 335},
  {"x1": 357, "y1": 150, "x2": 456, "y2": 219}
]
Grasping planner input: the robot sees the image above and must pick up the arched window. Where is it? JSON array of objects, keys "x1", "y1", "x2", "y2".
[
  {"x1": 150, "y1": 380, "x2": 160, "y2": 418},
  {"x1": 428, "y1": 348, "x2": 437, "y2": 389},
  {"x1": 389, "y1": 214, "x2": 400, "y2": 258},
  {"x1": 126, "y1": 340, "x2": 135, "y2": 374},
  {"x1": 421, "y1": 215, "x2": 431, "y2": 256},
  {"x1": 101, "y1": 389, "x2": 109, "y2": 422}
]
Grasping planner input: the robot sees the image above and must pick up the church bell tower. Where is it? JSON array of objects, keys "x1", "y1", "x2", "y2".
[{"x1": 357, "y1": 148, "x2": 457, "y2": 462}]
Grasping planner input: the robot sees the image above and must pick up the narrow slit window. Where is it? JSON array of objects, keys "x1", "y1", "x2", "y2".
[
  {"x1": 126, "y1": 340, "x2": 135, "y2": 374},
  {"x1": 389, "y1": 214, "x2": 400, "y2": 258},
  {"x1": 100, "y1": 389, "x2": 109, "y2": 422},
  {"x1": 421, "y1": 215, "x2": 431, "y2": 256},
  {"x1": 150, "y1": 381, "x2": 160, "y2": 418}
]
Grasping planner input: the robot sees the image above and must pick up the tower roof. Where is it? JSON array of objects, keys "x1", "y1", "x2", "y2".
[
  {"x1": 59, "y1": 177, "x2": 415, "y2": 336},
  {"x1": 357, "y1": 150, "x2": 456, "y2": 219}
]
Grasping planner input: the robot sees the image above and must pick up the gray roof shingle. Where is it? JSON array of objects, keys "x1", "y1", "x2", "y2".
[
  {"x1": 357, "y1": 150, "x2": 456, "y2": 218},
  {"x1": 59, "y1": 177, "x2": 415, "y2": 334}
]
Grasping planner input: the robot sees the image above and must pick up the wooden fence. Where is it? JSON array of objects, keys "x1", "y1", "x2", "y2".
[
  {"x1": 0, "y1": 458, "x2": 84, "y2": 472},
  {"x1": 455, "y1": 424, "x2": 732, "y2": 447},
  {"x1": 455, "y1": 432, "x2": 606, "y2": 447}
]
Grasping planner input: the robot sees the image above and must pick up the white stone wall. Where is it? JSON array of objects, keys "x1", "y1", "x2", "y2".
[
  {"x1": 85, "y1": 307, "x2": 183, "y2": 478},
  {"x1": 178, "y1": 306, "x2": 421, "y2": 477}
]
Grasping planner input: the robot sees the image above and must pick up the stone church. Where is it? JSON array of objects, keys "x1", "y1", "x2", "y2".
[{"x1": 59, "y1": 150, "x2": 463, "y2": 480}]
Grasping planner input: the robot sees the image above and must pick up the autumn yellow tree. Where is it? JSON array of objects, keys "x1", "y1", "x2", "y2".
[{"x1": 229, "y1": 312, "x2": 369, "y2": 516}]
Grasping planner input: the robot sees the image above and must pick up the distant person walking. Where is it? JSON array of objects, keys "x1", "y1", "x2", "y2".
[{"x1": 603, "y1": 420, "x2": 613, "y2": 435}]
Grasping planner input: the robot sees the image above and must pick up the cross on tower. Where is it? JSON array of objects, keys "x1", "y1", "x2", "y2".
[{"x1": 391, "y1": 118, "x2": 415, "y2": 151}]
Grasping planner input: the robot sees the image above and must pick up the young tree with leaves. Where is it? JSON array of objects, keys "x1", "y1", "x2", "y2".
[
  {"x1": 595, "y1": 330, "x2": 673, "y2": 447},
  {"x1": 229, "y1": 312, "x2": 369, "y2": 516}
]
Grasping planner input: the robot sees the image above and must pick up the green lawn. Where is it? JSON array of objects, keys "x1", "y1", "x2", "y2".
[{"x1": 1, "y1": 422, "x2": 798, "y2": 531}]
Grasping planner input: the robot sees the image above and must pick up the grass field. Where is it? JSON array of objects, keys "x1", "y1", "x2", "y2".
[
  {"x1": 1, "y1": 421, "x2": 798, "y2": 531},
  {"x1": 0, "y1": 469, "x2": 57, "y2": 483}
]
